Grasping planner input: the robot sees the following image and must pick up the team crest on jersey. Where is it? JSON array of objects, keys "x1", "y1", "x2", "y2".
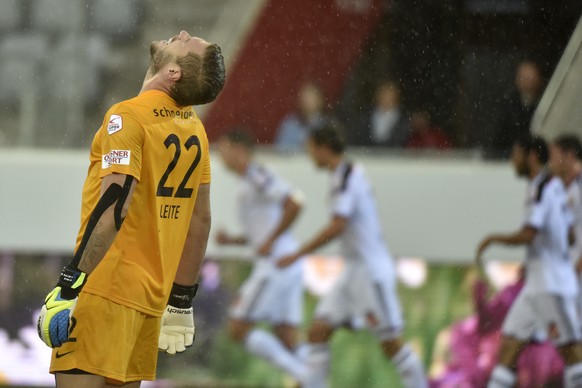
[
  {"x1": 107, "y1": 114, "x2": 123, "y2": 135},
  {"x1": 102, "y1": 150, "x2": 131, "y2": 169}
]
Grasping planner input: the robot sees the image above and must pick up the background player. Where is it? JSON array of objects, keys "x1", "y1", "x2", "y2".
[
  {"x1": 277, "y1": 124, "x2": 427, "y2": 388},
  {"x1": 37, "y1": 30, "x2": 225, "y2": 387},
  {"x1": 550, "y1": 135, "x2": 582, "y2": 269},
  {"x1": 476, "y1": 136, "x2": 582, "y2": 387},
  {"x1": 216, "y1": 129, "x2": 308, "y2": 382}
]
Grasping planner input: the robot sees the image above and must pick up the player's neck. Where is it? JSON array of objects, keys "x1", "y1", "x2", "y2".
[
  {"x1": 565, "y1": 164, "x2": 582, "y2": 186},
  {"x1": 140, "y1": 72, "x2": 173, "y2": 98},
  {"x1": 528, "y1": 164, "x2": 544, "y2": 180},
  {"x1": 237, "y1": 159, "x2": 251, "y2": 176},
  {"x1": 140, "y1": 75, "x2": 170, "y2": 95},
  {"x1": 327, "y1": 155, "x2": 344, "y2": 171}
]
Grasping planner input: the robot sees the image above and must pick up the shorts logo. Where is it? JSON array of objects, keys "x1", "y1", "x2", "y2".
[
  {"x1": 107, "y1": 114, "x2": 123, "y2": 135},
  {"x1": 102, "y1": 150, "x2": 131, "y2": 169},
  {"x1": 55, "y1": 350, "x2": 75, "y2": 359}
]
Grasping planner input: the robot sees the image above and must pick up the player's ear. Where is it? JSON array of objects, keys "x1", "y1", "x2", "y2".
[{"x1": 167, "y1": 66, "x2": 182, "y2": 82}]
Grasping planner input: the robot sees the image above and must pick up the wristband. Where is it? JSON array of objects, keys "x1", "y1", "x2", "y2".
[
  {"x1": 56, "y1": 265, "x2": 87, "y2": 300},
  {"x1": 168, "y1": 283, "x2": 198, "y2": 308}
]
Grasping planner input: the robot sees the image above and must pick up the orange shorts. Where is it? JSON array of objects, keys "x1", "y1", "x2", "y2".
[{"x1": 50, "y1": 292, "x2": 161, "y2": 383}]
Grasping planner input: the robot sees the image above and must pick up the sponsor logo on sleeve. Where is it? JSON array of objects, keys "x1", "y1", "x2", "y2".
[
  {"x1": 107, "y1": 114, "x2": 123, "y2": 135},
  {"x1": 102, "y1": 150, "x2": 131, "y2": 169}
]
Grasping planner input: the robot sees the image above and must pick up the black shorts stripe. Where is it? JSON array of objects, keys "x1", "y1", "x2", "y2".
[
  {"x1": 245, "y1": 279, "x2": 269, "y2": 318},
  {"x1": 393, "y1": 347, "x2": 412, "y2": 367}
]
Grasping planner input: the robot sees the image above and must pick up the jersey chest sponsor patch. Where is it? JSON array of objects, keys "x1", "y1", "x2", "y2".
[
  {"x1": 102, "y1": 150, "x2": 131, "y2": 169},
  {"x1": 107, "y1": 114, "x2": 123, "y2": 135}
]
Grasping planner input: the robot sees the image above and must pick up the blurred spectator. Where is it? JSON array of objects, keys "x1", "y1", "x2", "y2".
[
  {"x1": 274, "y1": 81, "x2": 332, "y2": 153},
  {"x1": 487, "y1": 60, "x2": 544, "y2": 159},
  {"x1": 367, "y1": 81, "x2": 409, "y2": 147},
  {"x1": 339, "y1": 81, "x2": 409, "y2": 148},
  {"x1": 406, "y1": 110, "x2": 452, "y2": 149}
]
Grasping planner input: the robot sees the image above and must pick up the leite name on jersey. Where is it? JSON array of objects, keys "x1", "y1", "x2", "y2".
[{"x1": 160, "y1": 204, "x2": 180, "y2": 219}]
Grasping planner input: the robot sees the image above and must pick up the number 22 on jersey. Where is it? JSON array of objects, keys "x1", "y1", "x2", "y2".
[{"x1": 157, "y1": 133, "x2": 201, "y2": 219}]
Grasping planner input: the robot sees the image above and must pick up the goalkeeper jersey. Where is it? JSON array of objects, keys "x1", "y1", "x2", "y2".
[{"x1": 78, "y1": 90, "x2": 211, "y2": 317}]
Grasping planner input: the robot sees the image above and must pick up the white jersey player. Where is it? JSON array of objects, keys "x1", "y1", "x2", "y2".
[
  {"x1": 278, "y1": 124, "x2": 427, "y2": 388},
  {"x1": 549, "y1": 135, "x2": 582, "y2": 334},
  {"x1": 568, "y1": 175, "x2": 582, "y2": 264},
  {"x1": 476, "y1": 136, "x2": 582, "y2": 388},
  {"x1": 216, "y1": 130, "x2": 307, "y2": 382},
  {"x1": 549, "y1": 135, "x2": 582, "y2": 268}
]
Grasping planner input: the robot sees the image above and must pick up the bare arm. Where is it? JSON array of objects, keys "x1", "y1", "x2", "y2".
[
  {"x1": 297, "y1": 215, "x2": 347, "y2": 256},
  {"x1": 277, "y1": 215, "x2": 347, "y2": 267},
  {"x1": 475, "y1": 226, "x2": 537, "y2": 268},
  {"x1": 174, "y1": 183, "x2": 211, "y2": 286},
  {"x1": 258, "y1": 196, "x2": 302, "y2": 255},
  {"x1": 77, "y1": 173, "x2": 137, "y2": 274},
  {"x1": 215, "y1": 230, "x2": 248, "y2": 245},
  {"x1": 484, "y1": 226, "x2": 537, "y2": 246}
]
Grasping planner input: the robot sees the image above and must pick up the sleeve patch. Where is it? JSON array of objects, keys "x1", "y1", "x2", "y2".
[
  {"x1": 107, "y1": 114, "x2": 123, "y2": 135},
  {"x1": 102, "y1": 150, "x2": 131, "y2": 169}
]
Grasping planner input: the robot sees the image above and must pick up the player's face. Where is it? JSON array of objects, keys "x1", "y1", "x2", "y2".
[
  {"x1": 511, "y1": 144, "x2": 529, "y2": 177},
  {"x1": 218, "y1": 139, "x2": 248, "y2": 173},
  {"x1": 218, "y1": 139, "x2": 237, "y2": 172},
  {"x1": 306, "y1": 139, "x2": 326, "y2": 168},
  {"x1": 150, "y1": 31, "x2": 210, "y2": 70},
  {"x1": 549, "y1": 144, "x2": 567, "y2": 177}
]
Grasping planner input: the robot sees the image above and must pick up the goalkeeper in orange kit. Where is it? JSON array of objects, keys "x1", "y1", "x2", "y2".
[{"x1": 36, "y1": 30, "x2": 225, "y2": 387}]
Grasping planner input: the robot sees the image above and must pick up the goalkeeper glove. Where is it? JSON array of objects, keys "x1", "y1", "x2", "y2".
[
  {"x1": 37, "y1": 265, "x2": 87, "y2": 348},
  {"x1": 158, "y1": 283, "x2": 198, "y2": 355}
]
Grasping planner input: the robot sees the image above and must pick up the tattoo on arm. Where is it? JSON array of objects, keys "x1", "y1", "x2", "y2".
[
  {"x1": 74, "y1": 176, "x2": 135, "y2": 274},
  {"x1": 81, "y1": 231, "x2": 107, "y2": 273}
]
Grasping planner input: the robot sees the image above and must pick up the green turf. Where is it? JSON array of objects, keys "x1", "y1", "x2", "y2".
[{"x1": 156, "y1": 261, "x2": 475, "y2": 387}]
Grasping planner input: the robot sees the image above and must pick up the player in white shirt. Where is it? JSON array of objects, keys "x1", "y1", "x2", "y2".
[
  {"x1": 476, "y1": 136, "x2": 582, "y2": 388},
  {"x1": 550, "y1": 135, "x2": 582, "y2": 269},
  {"x1": 278, "y1": 124, "x2": 427, "y2": 388},
  {"x1": 216, "y1": 130, "x2": 308, "y2": 381},
  {"x1": 550, "y1": 135, "x2": 582, "y2": 333}
]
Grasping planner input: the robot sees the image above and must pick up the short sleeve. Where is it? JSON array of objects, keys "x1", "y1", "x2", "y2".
[
  {"x1": 263, "y1": 175, "x2": 291, "y2": 202},
  {"x1": 332, "y1": 178, "x2": 357, "y2": 218},
  {"x1": 524, "y1": 191, "x2": 549, "y2": 230},
  {"x1": 249, "y1": 166, "x2": 291, "y2": 202},
  {"x1": 200, "y1": 133, "x2": 211, "y2": 184},
  {"x1": 99, "y1": 107, "x2": 144, "y2": 181}
]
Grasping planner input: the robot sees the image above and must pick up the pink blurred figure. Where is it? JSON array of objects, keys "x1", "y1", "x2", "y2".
[{"x1": 432, "y1": 275, "x2": 564, "y2": 387}]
